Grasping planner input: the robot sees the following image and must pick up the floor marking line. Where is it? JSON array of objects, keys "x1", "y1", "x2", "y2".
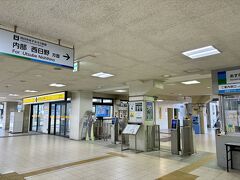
[
  {"x1": 0, "y1": 152, "x2": 127, "y2": 180},
  {"x1": 156, "y1": 153, "x2": 216, "y2": 180}
]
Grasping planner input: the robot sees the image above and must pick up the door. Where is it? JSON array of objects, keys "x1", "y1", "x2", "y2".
[
  {"x1": 55, "y1": 104, "x2": 61, "y2": 135},
  {"x1": 50, "y1": 104, "x2": 56, "y2": 134},
  {"x1": 37, "y1": 104, "x2": 44, "y2": 132},
  {"x1": 65, "y1": 103, "x2": 71, "y2": 137},
  {"x1": 31, "y1": 104, "x2": 38, "y2": 131},
  {"x1": 60, "y1": 104, "x2": 66, "y2": 136}
]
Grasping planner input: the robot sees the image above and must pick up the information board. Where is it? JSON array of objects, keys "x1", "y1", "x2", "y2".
[
  {"x1": 122, "y1": 124, "x2": 141, "y2": 135},
  {"x1": 0, "y1": 28, "x2": 73, "y2": 68},
  {"x1": 218, "y1": 70, "x2": 240, "y2": 94},
  {"x1": 129, "y1": 101, "x2": 143, "y2": 123}
]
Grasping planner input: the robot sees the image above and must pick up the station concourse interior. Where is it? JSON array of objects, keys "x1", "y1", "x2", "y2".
[{"x1": 1, "y1": 1, "x2": 240, "y2": 180}]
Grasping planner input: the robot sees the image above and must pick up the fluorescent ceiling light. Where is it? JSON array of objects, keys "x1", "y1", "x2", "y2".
[
  {"x1": 182, "y1": 45, "x2": 220, "y2": 59},
  {"x1": 25, "y1": 90, "x2": 38, "y2": 93},
  {"x1": 157, "y1": 99, "x2": 164, "y2": 102},
  {"x1": 91, "y1": 72, "x2": 114, "y2": 78},
  {"x1": 115, "y1": 90, "x2": 127, "y2": 93},
  {"x1": 49, "y1": 83, "x2": 66, "y2": 87},
  {"x1": 0, "y1": 97, "x2": 6, "y2": 99},
  {"x1": 181, "y1": 80, "x2": 200, "y2": 85},
  {"x1": 9, "y1": 94, "x2": 19, "y2": 97}
]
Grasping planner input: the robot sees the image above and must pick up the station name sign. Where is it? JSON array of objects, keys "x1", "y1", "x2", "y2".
[
  {"x1": 0, "y1": 28, "x2": 73, "y2": 68},
  {"x1": 23, "y1": 92, "x2": 66, "y2": 105},
  {"x1": 218, "y1": 69, "x2": 240, "y2": 94}
]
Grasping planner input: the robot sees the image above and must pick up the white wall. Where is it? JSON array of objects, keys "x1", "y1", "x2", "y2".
[{"x1": 155, "y1": 102, "x2": 186, "y2": 129}]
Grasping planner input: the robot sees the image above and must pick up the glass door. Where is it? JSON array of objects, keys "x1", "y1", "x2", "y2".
[
  {"x1": 60, "y1": 104, "x2": 66, "y2": 136},
  {"x1": 65, "y1": 103, "x2": 71, "y2": 137},
  {"x1": 50, "y1": 104, "x2": 56, "y2": 134},
  {"x1": 55, "y1": 104, "x2": 61, "y2": 135},
  {"x1": 49, "y1": 102, "x2": 71, "y2": 137},
  {"x1": 31, "y1": 104, "x2": 38, "y2": 131},
  {"x1": 37, "y1": 104, "x2": 44, "y2": 132}
]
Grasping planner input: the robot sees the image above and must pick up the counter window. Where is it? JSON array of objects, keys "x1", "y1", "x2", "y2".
[{"x1": 224, "y1": 95, "x2": 240, "y2": 133}]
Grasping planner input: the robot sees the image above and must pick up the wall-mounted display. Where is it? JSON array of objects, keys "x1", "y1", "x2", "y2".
[{"x1": 95, "y1": 105, "x2": 111, "y2": 117}]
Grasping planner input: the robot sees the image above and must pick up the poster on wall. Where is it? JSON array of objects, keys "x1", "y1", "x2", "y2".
[
  {"x1": 129, "y1": 101, "x2": 143, "y2": 123},
  {"x1": 146, "y1": 102, "x2": 153, "y2": 121},
  {"x1": 225, "y1": 110, "x2": 238, "y2": 132},
  {"x1": 135, "y1": 102, "x2": 143, "y2": 122}
]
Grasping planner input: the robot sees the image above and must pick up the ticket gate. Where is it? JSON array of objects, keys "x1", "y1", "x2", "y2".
[
  {"x1": 171, "y1": 119, "x2": 180, "y2": 155},
  {"x1": 171, "y1": 119, "x2": 195, "y2": 156},
  {"x1": 181, "y1": 119, "x2": 195, "y2": 155},
  {"x1": 111, "y1": 117, "x2": 119, "y2": 144}
]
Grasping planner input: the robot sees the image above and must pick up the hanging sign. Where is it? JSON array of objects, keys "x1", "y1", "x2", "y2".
[
  {"x1": 23, "y1": 92, "x2": 66, "y2": 105},
  {"x1": 0, "y1": 28, "x2": 73, "y2": 68}
]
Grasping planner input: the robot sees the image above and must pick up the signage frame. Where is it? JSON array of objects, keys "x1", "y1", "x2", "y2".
[
  {"x1": 0, "y1": 28, "x2": 74, "y2": 69},
  {"x1": 23, "y1": 91, "x2": 67, "y2": 105}
]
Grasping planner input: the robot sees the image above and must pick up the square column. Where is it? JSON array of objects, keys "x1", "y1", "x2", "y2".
[
  {"x1": 70, "y1": 91, "x2": 92, "y2": 140},
  {"x1": 2, "y1": 102, "x2": 18, "y2": 130}
]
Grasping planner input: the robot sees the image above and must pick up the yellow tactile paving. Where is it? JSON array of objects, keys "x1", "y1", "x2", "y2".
[{"x1": 156, "y1": 153, "x2": 216, "y2": 180}]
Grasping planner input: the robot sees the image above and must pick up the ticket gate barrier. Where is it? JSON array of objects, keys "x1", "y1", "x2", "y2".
[
  {"x1": 181, "y1": 119, "x2": 195, "y2": 156},
  {"x1": 171, "y1": 119, "x2": 180, "y2": 155},
  {"x1": 111, "y1": 117, "x2": 119, "y2": 144}
]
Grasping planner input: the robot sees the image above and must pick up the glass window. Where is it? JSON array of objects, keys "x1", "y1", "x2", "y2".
[
  {"x1": 92, "y1": 98, "x2": 102, "y2": 103},
  {"x1": 223, "y1": 95, "x2": 240, "y2": 133},
  {"x1": 103, "y1": 99, "x2": 113, "y2": 103}
]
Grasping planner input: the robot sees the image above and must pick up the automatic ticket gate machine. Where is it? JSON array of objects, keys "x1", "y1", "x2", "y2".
[
  {"x1": 181, "y1": 119, "x2": 195, "y2": 155},
  {"x1": 171, "y1": 119, "x2": 181, "y2": 155}
]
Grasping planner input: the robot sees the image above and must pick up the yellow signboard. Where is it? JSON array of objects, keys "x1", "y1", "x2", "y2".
[
  {"x1": 23, "y1": 92, "x2": 66, "y2": 104},
  {"x1": 23, "y1": 97, "x2": 37, "y2": 104},
  {"x1": 37, "y1": 92, "x2": 65, "y2": 103}
]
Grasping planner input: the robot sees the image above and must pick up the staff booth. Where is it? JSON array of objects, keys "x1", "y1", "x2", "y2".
[
  {"x1": 212, "y1": 68, "x2": 240, "y2": 171},
  {"x1": 23, "y1": 91, "x2": 71, "y2": 137}
]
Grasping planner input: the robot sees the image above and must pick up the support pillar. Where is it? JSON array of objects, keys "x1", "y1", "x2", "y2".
[
  {"x1": 70, "y1": 91, "x2": 92, "y2": 140},
  {"x1": 2, "y1": 102, "x2": 18, "y2": 130}
]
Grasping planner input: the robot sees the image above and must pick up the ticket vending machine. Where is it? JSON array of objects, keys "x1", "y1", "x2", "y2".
[{"x1": 171, "y1": 119, "x2": 180, "y2": 155}]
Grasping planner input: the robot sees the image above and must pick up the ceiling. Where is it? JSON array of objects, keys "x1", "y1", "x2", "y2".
[{"x1": 0, "y1": 0, "x2": 240, "y2": 101}]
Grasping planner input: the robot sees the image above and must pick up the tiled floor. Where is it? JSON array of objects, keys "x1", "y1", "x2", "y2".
[{"x1": 0, "y1": 132, "x2": 239, "y2": 180}]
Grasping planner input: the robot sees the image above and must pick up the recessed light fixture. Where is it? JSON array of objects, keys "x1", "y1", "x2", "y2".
[
  {"x1": 162, "y1": 74, "x2": 171, "y2": 78},
  {"x1": 25, "y1": 90, "x2": 38, "y2": 93},
  {"x1": 34, "y1": 74, "x2": 42, "y2": 77},
  {"x1": 207, "y1": 87, "x2": 211, "y2": 89},
  {"x1": 157, "y1": 99, "x2": 164, "y2": 102},
  {"x1": 181, "y1": 80, "x2": 200, "y2": 85},
  {"x1": 115, "y1": 90, "x2": 127, "y2": 93},
  {"x1": 0, "y1": 97, "x2": 6, "y2": 99},
  {"x1": 9, "y1": 94, "x2": 19, "y2": 97},
  {"x1": 49, "y1": 83, "x2": 66, "y2": 87},
  {"x1": 182, "y1": 45, "x2": 220, "y2": 59},
  {"x1": 91, "y1": 72, "x2": 114, "y2": 78}
]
